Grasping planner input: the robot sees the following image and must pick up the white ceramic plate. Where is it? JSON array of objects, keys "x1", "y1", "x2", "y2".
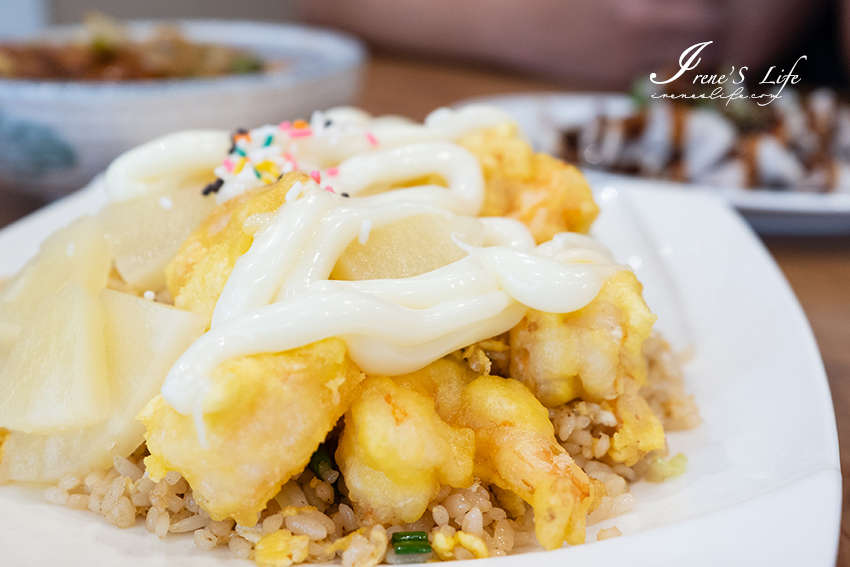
[
  {"x1": 0, "y1": 177, "x2": 841, "y2": 566},
  {"x1": 457, "y1": 93, "x2": 850, "y2": 235}
]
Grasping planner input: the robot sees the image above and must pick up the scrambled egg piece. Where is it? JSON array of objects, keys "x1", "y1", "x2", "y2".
[
  {"x1": 312, "y1": 525, "x2": 388, "y2": 567},
  {"x1": 457, "y1": 123, "x2": 599, "y2": 242},
  {"x1": 337, "y1": 370, "x2": 475, "y2": 524},
  {"x1": 510, "y1": 270, "x2": 656, "y2": 406},
  {"x1": 602, "y1": 378, "x2": 666, "y2": 466},
  {"x1": 140, "y1": 338, "x2": 364, "y2": 525},
  {"x1": 165, "y1": 172, "x2": 311, "y2": 318},
  {"x1": 255, "y1": 529, "x2": 310, "y2": 567},
  {"x1": 456, "y1": 376, "x2": 605, "y2": 550},
  {"x1": 644, "y1": 452, "x2": 688, "y2": 483},
  {"x1": 432, "y1": 531, "x2": 489, "y2": 560}
]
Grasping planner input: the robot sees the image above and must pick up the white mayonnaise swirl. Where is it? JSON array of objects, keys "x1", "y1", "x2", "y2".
[
  {"x1": 123, "y1": 104, "x2": 624, "y2": 444},
  {"x1": 105, "y1": 130, "x2": 230, "y2": 202},
  {"x1": 162, "y1": 184, "x2": 621, "y2": 431}
]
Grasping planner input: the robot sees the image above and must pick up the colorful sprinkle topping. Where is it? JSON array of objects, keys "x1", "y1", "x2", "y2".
[{"x1": 210, "y1": 112, "x2": 382, "y2": 202}]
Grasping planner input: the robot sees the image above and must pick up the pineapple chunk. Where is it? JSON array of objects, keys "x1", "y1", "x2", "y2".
[
  {"x1": 0, "y1": 289, "x2": 208, "y2": 482},
  {"x1": 104, "y1": 185, "x2": 217, "y2": 292},
  {"x1": 0, "y1": 321, "x2": 18, "y2": 372},
  {"x1": 0, "y1": 283, "x2": 109, "y2": 433},
  {"x1": 330, "y1": 213, "x2": 484, "y2": 281},
  {"x1": 0, "y1": 215, "x2": 110, "y2": 327}
]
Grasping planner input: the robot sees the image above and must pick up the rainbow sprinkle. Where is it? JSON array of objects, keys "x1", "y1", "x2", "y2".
[{"x1": 366, "y1": 132, "x2": 378, "y2": 146}]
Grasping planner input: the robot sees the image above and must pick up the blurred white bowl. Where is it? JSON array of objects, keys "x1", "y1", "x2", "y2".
[{"x1": 0, "y1": 20, "x2": 366, "y2": 197}]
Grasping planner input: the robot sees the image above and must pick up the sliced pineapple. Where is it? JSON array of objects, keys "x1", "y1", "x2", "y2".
[
  {"x1": 330, "y1": 213, "x2": 484, "y2": 281},
  {"x1": 0, "y1": 215, "x2": 110, "y2": 328},
  {"x1": 0, "y1": 321, "x2": 18, "y2": 372},
  {"x1": 0, "y1": 289, "x2": 208, "y2": 482},
  {"x1": 104, "y1": 185, "x2": 217, "y2": 293},
  {"x1": 0, "y1": 283, "x2": 109, "y2": 433}
]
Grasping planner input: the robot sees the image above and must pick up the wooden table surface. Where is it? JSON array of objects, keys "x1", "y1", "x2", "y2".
[{"x1": 1, "y1": 53, "x2": 848, "y2": 564}]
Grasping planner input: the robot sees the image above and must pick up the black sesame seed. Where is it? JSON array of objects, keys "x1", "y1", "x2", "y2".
[
  {"x1": 202, "y1": 178, "x2": 224, "y2": 195},
  {"x1": 341, "y1": 192, "x2": 349, "y2": 198}
]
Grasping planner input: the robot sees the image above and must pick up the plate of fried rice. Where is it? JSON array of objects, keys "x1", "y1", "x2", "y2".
[{"x1": 0, "y1": 106, "x2": 840, "y2": 566}]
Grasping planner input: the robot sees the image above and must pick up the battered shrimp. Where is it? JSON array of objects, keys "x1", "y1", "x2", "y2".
[
  {"x1": 510, "y1": 270, "x2": 656, "y2": 406},
  {"x1": 510, "y1": 270, "x2": 665, "y2": 465},
  {"x1": 456, "y1": 376, "x2": 605, "y2": 550},
  {"x1": 338, "y1": 356, "x2": 603, "y2": 549},
  {"x1": 457, "y1": 123, "x2": 599, "y2": 242},
  {"x1": 336, "y1": 369, "x2": 475, "y2": 524},
  {"x1": 165, "y1": 171, "x2": 311, "y2": 319},
  {"x1": 140, "y1": 338, "x2": 364, "y2": 525}
]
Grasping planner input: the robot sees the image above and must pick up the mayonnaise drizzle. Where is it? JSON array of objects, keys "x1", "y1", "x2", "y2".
[
  {"x1": 213, "y1": 105, "x2": 515, "y2": 204},
  {"x1": 163, "y1": 183, "x2": 621, "y2": 426},
  {"x1": 142, "y1": 104, "x2": 623, "y2": 441}
]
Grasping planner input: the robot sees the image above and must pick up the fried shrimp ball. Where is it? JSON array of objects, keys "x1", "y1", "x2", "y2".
[
  {"x1": 338, "y1": 356, "x2": 602, "y2": 549},
  {"x1": 510, "y1": 270, "x2": 656, "y2": 406},
  {"x1": 456, "y1": 376, "x2": 604, "y2": 550},
  {"x1": 457, "y1": 123, "x2": 599, "y2": 242},
  {"x1": 336, "y1": 370, "x2": 475, "y2": 524},
  {"x1": 165, "y1": 171, "x2": 311, "y2": 319},
  {"x1": 140, "y1": 338, "x2": 364, "y2": 525},
  {"x1": 510, "y1": 270, "x2": 665, "y2": 465}
]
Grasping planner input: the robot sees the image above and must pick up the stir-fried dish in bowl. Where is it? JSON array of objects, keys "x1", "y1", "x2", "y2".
[
  {"x1": 0, "y1": 105, "x2": 700, "y2": 566},
  {"x1": 0, "y1": 13, "x2": 265, "y2": 81}
]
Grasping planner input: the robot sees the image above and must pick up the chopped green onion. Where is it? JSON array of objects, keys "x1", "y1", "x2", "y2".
[
  {"x1": 392, "y1": 541, "x2": 432, "y2": 555},
  {"x1": 391, "y1": 531, "x2": 428, "y2": 543},
  {"x1": 309, "y1": 444, "x2": 333, "y2": 478},
  {"x1": 232, "y1": 54, "x2": 263, "y2": 74}
]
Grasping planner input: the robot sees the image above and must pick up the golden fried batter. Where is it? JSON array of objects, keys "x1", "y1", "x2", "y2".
[
  {"x1": 165, "y1": 172, "x2": 311, "y2": 318},
  {"x1": 457, "y1": 123, "x2": 599, "y2": 242},
  {"x1": 510, "y1": 270, "x2": 656, "y2": 406},
  {"x1": 338, "y1": 355, "x2": 602, "y2": 549},
  {"x1": 602, "y1": 378, "x2": 665, "y2": 466},
  {"x1": 140, "y1": 338, "x2": 364, "y2": 525},
  {"x1": 337, "y1": 370, "x2": 475, "y2": 524},
  {"x1": 455, "y1": 376, "x2": 604, "y2": 550}
]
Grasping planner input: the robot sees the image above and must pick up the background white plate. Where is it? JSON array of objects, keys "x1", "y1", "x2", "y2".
[
  {"x1": 0, "y1": 177, "x2": 841, "y2": 565},
  {"x1": 457, "y1": 93, "x2": 850, "y2": 236}
]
